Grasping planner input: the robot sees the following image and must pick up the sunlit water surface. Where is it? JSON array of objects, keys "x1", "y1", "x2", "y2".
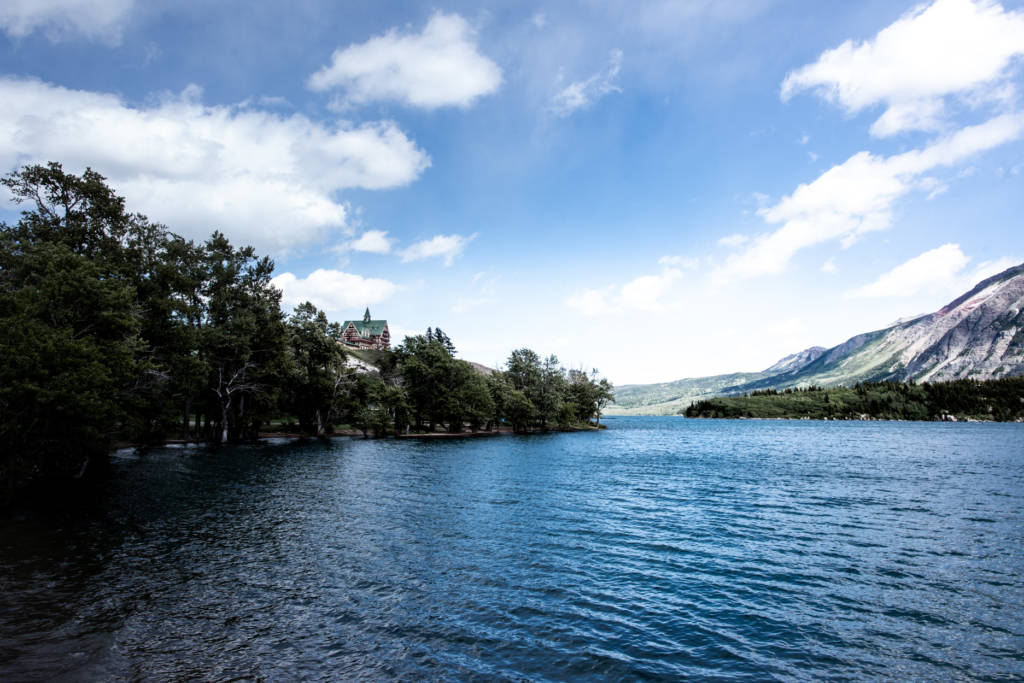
[{"x1": 2, "y1": 417, "x2": 1023, "y2": 681}]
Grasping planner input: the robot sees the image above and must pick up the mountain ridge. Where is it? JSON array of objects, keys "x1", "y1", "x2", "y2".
[{"x1": 609, "y1": 263, "x2": 1024, "y2": 415}]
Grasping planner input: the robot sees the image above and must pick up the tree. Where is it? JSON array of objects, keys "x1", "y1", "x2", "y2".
[
  {"x1": 201, "y1": 232, "x2": 287, "y2": 442},
  {"x1": 283, "y1": 302, "x2": 350, "y2": 435},
  {"x1": 536, "y1": 354, "x2": 567, "y2": 428},
  {"x1": 446, "y1": 361, "x2": 494, "y2": 432},
  {"x1": 0, "y1": 164, "x2": 151, "y2": 484},
  {"x1": 395, "y1": 334, "x2": 455, "y2": 431}
]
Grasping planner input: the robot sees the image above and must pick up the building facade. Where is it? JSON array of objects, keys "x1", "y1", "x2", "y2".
[{"x1": 341, "y1": 308, "x2": 391, "y2": 350}]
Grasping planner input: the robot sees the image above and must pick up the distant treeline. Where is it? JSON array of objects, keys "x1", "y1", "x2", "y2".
[
  {"x1": 0, "y1": 163, "x2": 612, "y2": 491},
  {"x1": 683, "y1": 378, "x2": 1024, "y2": 421}
]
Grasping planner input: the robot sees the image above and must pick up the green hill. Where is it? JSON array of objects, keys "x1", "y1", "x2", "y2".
[{"x1": 683, "y1": 378, "x2": 1024, "y2": 422}]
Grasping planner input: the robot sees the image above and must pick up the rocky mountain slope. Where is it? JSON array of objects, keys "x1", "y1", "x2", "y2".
[
  {"x1": 763, "y1": 346, "x2": 826, "y2": 374},
  {"x1": 610, "y1": 262, "x2": 1024, "y2": 415}
]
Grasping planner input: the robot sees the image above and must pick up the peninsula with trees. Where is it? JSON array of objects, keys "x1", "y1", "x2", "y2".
[{"x1": 0, "y1": 163, "x2": 613, "y2": 497}]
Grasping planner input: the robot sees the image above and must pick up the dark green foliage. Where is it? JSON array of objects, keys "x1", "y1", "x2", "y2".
[
  {"x1": 1, "y1": 164, "x2": 154, "y2": 486},
  {"x1": 493, "y1": 349, "x2": 612, "y2": 431},
  {"x1": 425, "y1": 326, "x2": 456, "y2": 354},
  {"x1": 684, "y1": 378, "x2": 1024, "y2": 421},
  {"x1": 0, "y1": 161, "x2": 615, "y2": 495},
  {"x1": 281, "y1": 302, "x2": 352, "y2": 436},
  {"x1": 0, "y1": 163, "x2": 289, "y2": 490}
]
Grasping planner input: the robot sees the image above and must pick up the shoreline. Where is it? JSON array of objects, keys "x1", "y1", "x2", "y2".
[
  {"x1": 680, "y1": 415, "x2": 1024, "y2": 423},
  {"x1": 111, "y1": 423, "x2": 604, "y2": 451}
]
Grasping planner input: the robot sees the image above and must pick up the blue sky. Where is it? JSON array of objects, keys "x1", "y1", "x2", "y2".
[{"x1": 2, "y1": 0, "x2": 1023, "y2": 384}]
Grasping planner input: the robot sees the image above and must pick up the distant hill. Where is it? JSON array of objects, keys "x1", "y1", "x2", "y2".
[
  {"x1": 610, "y1": 262, "x2": 1024, "y2": 415},
  {"x1": 684, "y1": 378, "x2": 1024, "y2": 422}
]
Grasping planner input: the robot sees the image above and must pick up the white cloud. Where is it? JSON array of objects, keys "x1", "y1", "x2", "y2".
[
  {"x1": 566, "y1": 287, "x2": 615, "y2": 316},
  {"x1": 846, "y1": 244, "x2": 971, "y2": 298},
  {"x1": 272, "y1": 269, "x2": 399, "y2": 313},
  {"x1": 750, "y1": 191, "x2": 771, "y2": 207},
  {"x1": 531, "y1": 12, "x2": 547, "y2": 29},
  {"x1": 308, "y1": 12, "x2": 502, "y2": 110},
  {"x1": 619, "y1": 269, "x2": 682, "y2": 310},
  {"x1": 566, "y1": 266, "x2": 682, "y2": 317},
  {"x1": 0, "y1": 0, "x2": 132, "y2": 44},
  {"x1": 717, "y1": 233, "x2": 749, "y2": 248},
  {"x1": 399, "y1": 233, "x2": 477, "y2": 266},
  {"x1": 659, "y1": 254, "x2": 700, "y2": 268},
  {"x1": 715, "y1": 113, "x2": 1024, "y2": 282},
  {"x1": 821, "y1": 257, "x2": 838, "y2": 274},
  {"x1": 551, "y1": 49, "x2": 623, "y2": 117},
  {"x1": 257, "y1": 95, "x2": 292, "y2": 108},
  {"x1": 958, "y1": 165, "x2": 978, "y2": 177},
  {"x1": 781, "y1": 0, "x2": 1024, "y2": 137},
  {"x1": 348, "y1": 229, "x2": 393, "y2": 254},
  {"x1": 960, "y1": 256, "x2": 1019, "y2": 288},
  {"x1": 0, "y1": 77, "x2": 430, "y2": 253}
]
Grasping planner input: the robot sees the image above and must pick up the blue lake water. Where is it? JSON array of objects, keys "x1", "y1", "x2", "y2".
[{"x1": 2, "y1": 417, "x2": 1023, "y2": 681}]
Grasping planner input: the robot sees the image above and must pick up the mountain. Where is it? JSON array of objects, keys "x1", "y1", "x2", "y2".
[
  {"x1": 763, "y1": 346, "x2": 826, "y2": 374},
  {"x1": 609, "y1": 262, "x2": 1024, "y2": 415}
]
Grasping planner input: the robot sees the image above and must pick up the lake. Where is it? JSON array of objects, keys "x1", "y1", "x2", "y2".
[{"x1": 2, "y1": 417, "x2": 1022, "y2": 681}]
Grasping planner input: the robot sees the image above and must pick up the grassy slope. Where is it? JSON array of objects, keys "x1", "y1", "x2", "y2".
[
  {"x1": 345, "y1": 348, "x2": 384, "y2": 365},
  {"x1": 610, "y1": 330, "x2": 899, "y2": 415},
  {"x1": 608, "y1": 371, "x2": 769, "y2": 415}
]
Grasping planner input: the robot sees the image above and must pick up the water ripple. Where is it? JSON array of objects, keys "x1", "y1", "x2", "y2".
[{"x1": 1, "y1": 418, "x2": 1023, "y2": 681}]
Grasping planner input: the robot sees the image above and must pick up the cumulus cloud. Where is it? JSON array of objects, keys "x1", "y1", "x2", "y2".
[
  {"x1": 714, "y1": 113, "x2": 1024, "y2": 282},
  {"x1": 551, "y1": 49, "x2": 623, "y2": 117},
  {"x1": 0, "y1": 0, "x2": 132, "y2": 43},
  {"x1": 566, "y1": 266, "x2": 682, "y2": 317},
  {"x1": 0, "y1": 77, "x2": 430, "y2": 253},
  {"x1": 347, "y1": 229, "x2": 393, "y2": 254},
  {"x1": 846, "y1": 244, "x2": 970, "y2": 298},
  {"x1": 272, "y1": 269, "x2": 399, "y2": 313},
  {"x1": 781, "y1": 0, "x2": 1024, "y2": 137},
  {"x1": 308, "y1": 12, "x2": 501, "y2": 110},
  {"x1": 399, "y1": 233, "x2": 476, "y2": 266}
]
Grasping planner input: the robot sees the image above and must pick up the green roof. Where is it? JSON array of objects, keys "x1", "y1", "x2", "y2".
[{"x1": 343, "y1": 319, "x2": 388, "y2": 337}]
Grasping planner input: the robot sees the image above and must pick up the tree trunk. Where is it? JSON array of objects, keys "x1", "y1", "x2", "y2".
[
  {"x1": 221, "y1": 402, "x2": 229, "y2": 444},
  {"x1": 183, "y1": 395, "x2": 191, "y2": 439},
  {"x1": 237, "y1": 366, "x2": 246, "y2": 441}
]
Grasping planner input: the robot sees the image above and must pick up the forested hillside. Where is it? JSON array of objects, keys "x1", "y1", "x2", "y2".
[{"x1": 684, "y1": 378, "x2": 1024, "y2": 422}]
